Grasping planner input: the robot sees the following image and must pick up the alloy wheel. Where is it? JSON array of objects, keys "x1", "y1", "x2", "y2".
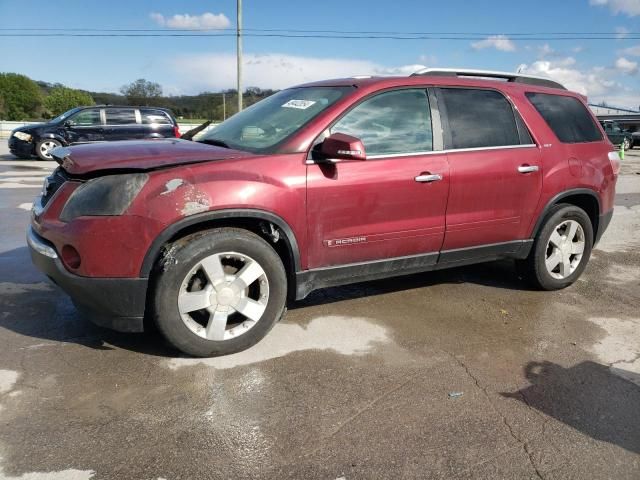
[
  {"x1": 177, "y1": 252, "x2": 269, "y2": 341},
  {"x1": 544, "y1": 220, "x2": 585, "y2": 279},
  {"x1": 39, "y1": 141, "x2": 59, "y2": 159}
]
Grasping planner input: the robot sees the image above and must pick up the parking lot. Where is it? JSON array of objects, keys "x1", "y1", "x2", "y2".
[{"x1": 0, "y1": 143, "x2": 639, "y2": 479}]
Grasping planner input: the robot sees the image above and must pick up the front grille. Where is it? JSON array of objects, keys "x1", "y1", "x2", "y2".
[{"x1": 41, "y1": 167, "x2": 70, "y2": 207}]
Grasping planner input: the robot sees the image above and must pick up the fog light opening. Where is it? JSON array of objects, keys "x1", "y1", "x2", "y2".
[{"x1": 61, "y1": 245, "x2": 81, "y2": 269}]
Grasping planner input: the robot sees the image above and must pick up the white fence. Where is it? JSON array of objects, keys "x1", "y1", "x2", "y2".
[{"x1": 0, "y1": 120, "x2": 217, "y2": 139}]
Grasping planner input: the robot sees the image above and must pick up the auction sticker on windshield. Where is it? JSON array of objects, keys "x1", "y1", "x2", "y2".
[{"x1": 282, "y1": 99, "x2": 316, "y2": 109}]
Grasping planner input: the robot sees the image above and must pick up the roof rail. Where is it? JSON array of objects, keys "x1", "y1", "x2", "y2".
[{"x1": 411, "y1": 68, "x2": 566, "y2": 90}]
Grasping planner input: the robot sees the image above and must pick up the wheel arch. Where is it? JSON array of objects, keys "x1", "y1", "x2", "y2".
[
  {"x1": 140, "y1": 209, "x2": 302, "y2": 299},
  {"x1": 530, "y1": 188, "x2": 601, "y2": 240},
  {"x1": 37, "y1": 133, "x2": 67, "y2": 145}
]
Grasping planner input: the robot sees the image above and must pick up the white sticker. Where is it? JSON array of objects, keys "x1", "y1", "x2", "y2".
[{"x1": 281, "y1": 99, "x2": 316, "y2": 109}]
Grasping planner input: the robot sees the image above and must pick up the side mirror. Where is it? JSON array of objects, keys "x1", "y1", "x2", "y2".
[
  {"x1": 318, "y1": 133, "x2": 366, "y2": 162},
  {"x1": 63, "y1": 120, "x2": 72, "y2": 128}
]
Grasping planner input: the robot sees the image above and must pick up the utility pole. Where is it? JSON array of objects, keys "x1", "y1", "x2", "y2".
[
  {"x1": 222, "y1": 92, "x2": 226, "y2": 120},
  {"x1": 237, "y1": 0, "x2": 243, "y2": 112}
]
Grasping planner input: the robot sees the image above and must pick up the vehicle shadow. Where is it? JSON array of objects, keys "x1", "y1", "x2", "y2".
[
  {"x1": 0, "y1": 245, "x2": 534, "y2": 356},
  {"x1": 502, "y1": 360, "x2": 640, "y2": 455}
]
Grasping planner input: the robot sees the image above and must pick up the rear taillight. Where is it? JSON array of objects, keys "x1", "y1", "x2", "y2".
[
  {"x1": 173, "y1": 125, "x2": 181, "y2": 138},
  {"x1": 608, "y1": 151, "x2": 621, "y2": 176}
]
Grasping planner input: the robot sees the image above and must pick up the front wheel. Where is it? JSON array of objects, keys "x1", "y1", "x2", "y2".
[
  {"x1": 519, "y1": 204, "x2": 593, "y2": 290},
  {"x1": 622, "y1": 137, "x2": 631, "y2": 151},
  {"x1": 35, "y1": 139, "x2": 62, "y2": 161},
  {"x1": 152, "y1": 228, "x2": 287, "y2": 357}
]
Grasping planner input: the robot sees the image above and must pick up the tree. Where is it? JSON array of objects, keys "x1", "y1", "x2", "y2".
[
  {"x1": 120, "y1": 79, "x2": 163, "y2": 106},
  {"x1": 44, "y1": 86, "x2": 94, "y2": 116},
  {"x1": 0, "y1": 73, "x2": 43, "y2": 120}
]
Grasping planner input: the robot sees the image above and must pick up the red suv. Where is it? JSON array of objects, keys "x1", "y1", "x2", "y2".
[{"x1": 28, "y1": 69, "x2": 619, "y2": 357}]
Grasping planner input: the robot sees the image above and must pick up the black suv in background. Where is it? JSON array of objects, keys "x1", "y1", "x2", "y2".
[
  {"x1": 599, "y1": 120, "x2": 633, "y2": 151},
  {"x1": 9, "y1": 106, "x2": 180, "y2": 160}
]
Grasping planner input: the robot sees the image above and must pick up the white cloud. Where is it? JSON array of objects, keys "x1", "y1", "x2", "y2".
[
  {"x1": 517, "y1": 58, "x2": 616, "y2": 96},
  {"x1": 616, "y1": 26, "x2": 631, "y2": 38},
  {"x1": 170, "y1": 52, "x2": 427, "y2": 91},
  {"x1": 471, "y1": 35, "x2": 516, "y2": 52},
  {"x1": 622, "y1": 44, "x2": 640, "y2": 56},
  {"x1": 589, "y1": 0, "x2": 640, "y2": 16},
  {"x1": 537, "y1": 43, "x2": 555, "y2": 58},
  {"x1": 518, "y1": 57, "x2": 640, "y2": 110},
  {"x1": 418, "y1": 54, "x2": 438, "y2": 65},
  {"x1": 150, "y1": 12, "x2": 230, "y2": 30},
  {"x1": 615, "y1": 56, "x2": 639, "y2": 74}
]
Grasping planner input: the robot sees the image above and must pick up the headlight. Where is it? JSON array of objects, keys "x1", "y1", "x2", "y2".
[
  {"x1": 60, "y1": 173, "x2": 148, "y2": 222},
  {"x1": 13, "y1": 131, "x2": 32, "y2": 142}
]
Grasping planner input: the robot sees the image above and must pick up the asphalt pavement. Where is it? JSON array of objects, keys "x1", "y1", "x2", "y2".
[{"x1": 0, "y1": 143, "x2": 639, "y2": 479}]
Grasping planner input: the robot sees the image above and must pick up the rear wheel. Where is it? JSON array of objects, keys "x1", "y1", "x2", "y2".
[
  {"x1": 622, "y1": 137, "x2": 631, "y2": 151},
  {"x1": 519, "y1": 204, "x2": 593, "y2": 290},
  {"x1": 35, "y1": 139, "x2": 62, "y2": 161},
  {"x1": 152, "y1": 228, "x2": 287, "y2": 357}
]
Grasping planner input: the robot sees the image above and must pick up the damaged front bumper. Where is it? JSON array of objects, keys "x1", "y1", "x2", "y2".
[{"x1": 27, "y1": 227, "x2": 148, "y2": 332}]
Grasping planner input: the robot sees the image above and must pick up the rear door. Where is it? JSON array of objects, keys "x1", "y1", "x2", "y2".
[
  {"x1": 306, "y1": 88, "x2": 450, "y2": 269},
  {"x1": 104, "y1": 108, "x2": 143, "y2": 140},
  {"x1": 437, "y1": 87, "x2": 542, "y2": 251}
]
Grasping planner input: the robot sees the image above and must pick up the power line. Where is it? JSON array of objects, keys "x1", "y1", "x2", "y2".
[
  {"x1": 0, "y1": 33, "x2": 638, "y2": 40},
  {"x1": 0, "y1": 27, "x2": 638, "y2": 36}
]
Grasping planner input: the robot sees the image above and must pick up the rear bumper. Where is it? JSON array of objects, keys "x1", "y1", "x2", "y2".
[
  {"x1": 596, "y1": 209, "x2": 614, "y2": 245},
  {"x1": 27, "y1": 227, "x2": 147, "y2": 332}
]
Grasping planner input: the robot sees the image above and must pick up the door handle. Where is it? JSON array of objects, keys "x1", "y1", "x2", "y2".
[
  {"x1": 415, "y1": 173, "x2": 442, "y2": 183},
  {"x1": 517, "y1": 165, "x2": 539, "y2": 173}
]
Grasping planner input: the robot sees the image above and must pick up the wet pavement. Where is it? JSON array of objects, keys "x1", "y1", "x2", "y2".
[{"x1": 0, "y1": 144, "x2": 639, "y2": 479}]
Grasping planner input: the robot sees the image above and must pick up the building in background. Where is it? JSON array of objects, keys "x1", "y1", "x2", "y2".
[{"x1": 590, "y1": 104, "x2": 640, "y2": 133}]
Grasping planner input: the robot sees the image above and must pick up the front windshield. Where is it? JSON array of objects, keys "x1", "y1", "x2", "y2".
[
  {"x1": 199, "y1": 86, "x2": 352, "y2": 153},
  {"x1": 50, "y1": 107, "x2": 82, "y2": 124}
]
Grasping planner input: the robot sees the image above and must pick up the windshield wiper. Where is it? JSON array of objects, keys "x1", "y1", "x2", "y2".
[{"x1": 199, "y1": 138, "x2": 231, "y2": 149}]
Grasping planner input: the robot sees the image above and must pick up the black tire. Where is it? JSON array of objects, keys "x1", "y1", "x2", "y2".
[
  {"x1": 152, "y1": 228, "x2": 287, "y2": 357},
  {"x1": 518, "y1": 204, "x2": 593, "y2": 291},
  {"x1": 622, "y1": 137, "x2": 631, "y2": 151},
  {"x1": 35, "y1": 139, "x2": 62, "y2": 161}
]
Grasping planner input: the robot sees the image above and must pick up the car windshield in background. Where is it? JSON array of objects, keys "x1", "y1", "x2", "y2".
[
  {"x1": 50, "y1": 107, "x2": 82, "y2": 124},
  {"x1": 199, "y1": 86, "x2": 353, "y2": 153}
]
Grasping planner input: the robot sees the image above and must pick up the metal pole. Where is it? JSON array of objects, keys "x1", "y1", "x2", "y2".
[
  {"x1": 222, "y1": 92, "x2": 226, "y2": 120},
  {"x1": 237, "y1": 0, "x2": 243, "y2": 112}
]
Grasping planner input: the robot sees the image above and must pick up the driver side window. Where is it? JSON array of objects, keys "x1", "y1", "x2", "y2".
[
  {"x1": 331, "y1": 89, "x2": 433, "y2": 156},
  {"x1": 70, "y1": 109, "x2": 101, "y2": 126}
]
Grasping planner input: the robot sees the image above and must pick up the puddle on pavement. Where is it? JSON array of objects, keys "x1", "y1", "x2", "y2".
[
  {"x1": 166, "y1": 315, "x2": 389, "y2": 370},
  {"x1": 0, "y1": 456, "x2": 95, "y2": 480}
]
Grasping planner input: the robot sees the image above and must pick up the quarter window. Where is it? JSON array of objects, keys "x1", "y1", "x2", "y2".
[
  {"x1": 439, "y1": 88, "x2": 521, "y2": 149},
  {"x1": 69, "y1": 109, "x2": 101, "y2": 126},
  {"x1": 331, "y1": 89, "x2": 433, "y2": 156},
  {"x1": 526, "y1": 92, "x2": 602, "y2": 143},
  {"x1": 141, "y1": 109, "x2": 171, "y2": 125},
  {"x1": 105, "y1": 108, "x2": 137, "y2": 125}
]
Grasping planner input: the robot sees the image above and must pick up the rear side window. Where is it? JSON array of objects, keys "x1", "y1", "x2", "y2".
[
  {"x1": 141, "y1": 109, "x2": 172, "y2": 125},
  {"x1": 526, "y1": 93, "x2": 602, "y2": 143},
  {"x1": 439, "y1": 88, "x2": 521, "y2": 149},
  {"x1": 105, "y1": 108, "x2": 137, "y2": 125},
  {"x1": 331, "y1": 89, "x2": 433, "y2": 156}
]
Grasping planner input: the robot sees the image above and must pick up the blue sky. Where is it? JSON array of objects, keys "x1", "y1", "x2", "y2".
[{"x1": 1, "y1": 0, "x2": 639, "y2": 107}]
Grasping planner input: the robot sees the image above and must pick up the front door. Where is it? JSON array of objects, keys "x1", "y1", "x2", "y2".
[
  {"x1": 64, "y1": 108, "x2": 104, "y2": 144},
  {"x1": 436, "y1": 87, "x2": 543, "y2": 251},
  {"x1": 306, "y1": 88, "x2": 450, "y2": 269}
]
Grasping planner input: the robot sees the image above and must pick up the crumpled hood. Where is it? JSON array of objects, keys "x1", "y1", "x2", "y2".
[{"x1": 52, "y1": 139, "x2": 254, "y2": 175}]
